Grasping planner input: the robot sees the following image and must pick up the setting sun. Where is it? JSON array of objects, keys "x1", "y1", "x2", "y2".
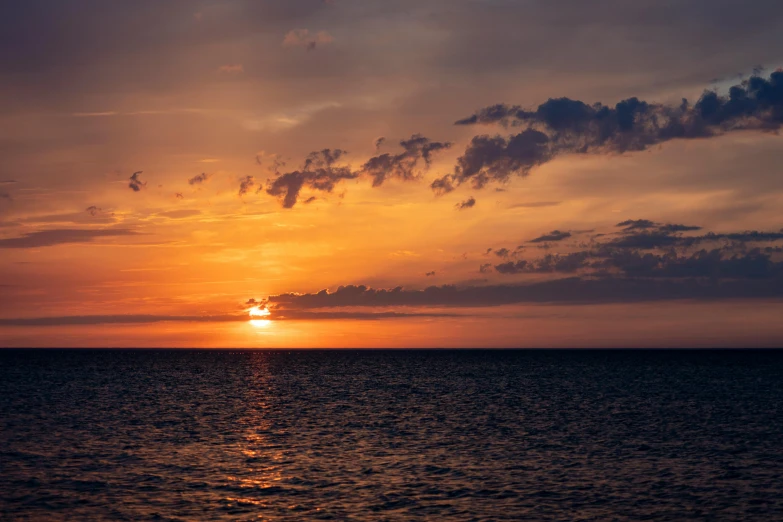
[{"x1": 248, "y1": 306, "x2": 271, "y2": 318}]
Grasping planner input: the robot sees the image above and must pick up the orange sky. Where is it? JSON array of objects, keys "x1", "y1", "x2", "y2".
[{"x1": 1, "y1": 1, "x2": 783, "y2": 347}]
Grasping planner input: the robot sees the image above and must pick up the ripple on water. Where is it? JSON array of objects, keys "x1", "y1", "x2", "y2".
[{"x1": 1, "y1": 349, "x2": 783, "y2": 520}]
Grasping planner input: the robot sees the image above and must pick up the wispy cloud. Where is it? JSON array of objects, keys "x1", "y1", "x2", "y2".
[
  {"x1": 71, "y1": 111, "x2": 119, "y2": 117},
  {"x1": 217, "y1": 64, "x2": 244, "y2": 74},
  {"x1": 0, "y1": 228, "x2": 138, "y2": 249},
  {"x1": 0, "y1": 310, "x2": 455, "y2": 326}
]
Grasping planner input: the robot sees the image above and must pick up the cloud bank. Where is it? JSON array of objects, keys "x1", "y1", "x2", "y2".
[{"x1": 434, "y1": 71, "x2": 783, "y2": 192}]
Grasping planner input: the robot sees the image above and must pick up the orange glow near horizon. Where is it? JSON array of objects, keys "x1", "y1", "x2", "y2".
[{"x1": 249, "y1": 307, "x2": 271, "y2": 318}]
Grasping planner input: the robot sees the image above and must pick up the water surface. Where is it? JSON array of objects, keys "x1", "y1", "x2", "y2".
[{"x1": 1, "y1": 349, "x2": 782, "y2": 520}]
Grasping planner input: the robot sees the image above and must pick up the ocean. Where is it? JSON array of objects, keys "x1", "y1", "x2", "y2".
[{"x1": 1, "y1": 349, "x2": 782, "y2": 520}]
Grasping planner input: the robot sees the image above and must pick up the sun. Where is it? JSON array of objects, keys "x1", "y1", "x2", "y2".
[{"x1": 249, "y1": 306, "x2": 271, "y2": 318}]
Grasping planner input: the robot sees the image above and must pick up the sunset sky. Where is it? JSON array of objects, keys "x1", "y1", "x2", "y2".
[{"x1": 1, "y1": 0, "x2": 783, "y2": 347}]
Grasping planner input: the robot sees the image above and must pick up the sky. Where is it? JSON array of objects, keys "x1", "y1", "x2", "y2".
[{"x1": 1, "y1": 0, "x2": 783, "y2": 348}]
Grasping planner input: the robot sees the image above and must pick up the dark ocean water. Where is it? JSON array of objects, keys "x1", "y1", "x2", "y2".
[{"x1": 1, "y1": 349, "x2": 782, "y2": 521}]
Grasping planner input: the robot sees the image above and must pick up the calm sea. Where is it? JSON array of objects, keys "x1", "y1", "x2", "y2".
[{"x1": 1, "y1": 349, "x2": 782, "y2": 521}]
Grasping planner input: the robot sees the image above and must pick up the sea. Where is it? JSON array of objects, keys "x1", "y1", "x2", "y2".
[{"x1": 1, "y1": 349, "x2": 782, "y2": 521}]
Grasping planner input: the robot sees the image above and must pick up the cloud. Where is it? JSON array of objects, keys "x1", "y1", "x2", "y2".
[
  {"x1": 0, "y1": 315, "x2": 244, "y2": 326},
  {"x1": 266, "y1": 149, "x2": 356, "y2": 208},
  {"x1": 182, "y1": 216, "x2": 770, "y2": 309},
  {"x1": 157, "y1": 209, "x2": 201, "y2": 219},
  {"x1": 238, "y1": 175, "x2": 255, "y2": 196},
  {"x1": 282, "y1": 29, "x2": 334, "y2": 50},
  {"x1": 258, "y1": 277, "x2": 783, "y2": 310},
  {"x1": 264, "y1": 135, "x2": 450, "y2": 208},
  {"x1": 0, "y1": 228, "x2": 138, "y2": 249},
  {"x1": 0, "y1": 180, "x2": 17, "y2": 184},
  {"x1": 218, "y1": 64, "x2": 244, "y2": 74},
  {"x1": 72, "y1": 112, "x2": 119, "y2": 117},
  {"x1": 85, "y1": 206, "x2": 102, "y2": 216},
  {"x1": 432, "y1": 129, "x2": 550, "y2": 193},
  {"x1": 360, "y1": 134, "x2": 452, "y2": 187},
  {"x1": 188, "y1": 172, "x2": 212, "y2": 185},
  {"x1": 602, "y1": 221, "x2": 782, "y2": 250},
  {"x1": 529, "y1": 230, "x2": 572, "y2": 243},
  {"x1": 0, "y1": 310, "x2": 456, "y2": 326},
  {"x1": 440, "y1": 70, "x2": 783, "y2": 191},
  {"x1": 456, "y1": 197, "x2": 476, "y2": 210},
  {"x1": 617, "y1": 219, "x2": 657, "y2": 230},
  {"x1": 128, "y1": 171, "x2": 146, "y2": 192},
  {"x1": 495, "y1": 252, "x2": 591, "y2": 274},
  {"x1": 617, "y1": 219, "x2": 702, "y2": 233},
  {"x1": 484, "y1": 220, "x2": 783, "y2": 279},
  {"x1": 509, "y1": 201, "x2": 560, "y2": 209}
]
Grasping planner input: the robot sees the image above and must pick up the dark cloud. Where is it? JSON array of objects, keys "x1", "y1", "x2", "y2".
[
  {"x1": 594, "y1": 248, "x2": 783, "y2": 280},
  {"x1": 0, "y1": 192, "x2": 11, "y2": 201},
  {"x1": 0, "y1": 228, "x2": 137, "y2": 249},
  {"x1": 265, "y1": 136, "x2": 450, "y2": 208},
  {"x1": 261, "y1": 277, "x2": 783, "y2": 310},
  {"x1": 361, "y1": 134, "x2": 451, "y2": 188},
  {"x1": 456, "y1": 197, "x2": 476, "y2": 210},
  {"x1": 271, "y1": 310, "x2": 457, "y2": 321},
  {"x1": 0, "y1": 180, "x2": 17, "y2": 184},
  {"x1": 495, "y1": 252, "x2": 591, "y2": 274},
  {"x1": 617, "y1": 219, "x2": 702, "y2": 233},
  {"x1": 188, "y1": 172, "x2": 212, "y2": 185},
  {"x1": 175, "y1": 192, "x2": 184, "y2": 199},
  {"x1": 238, "y1": 175, "x2": 255, "y2": 196},
  {"x1": 479, "y1": 263, "x2": 493, "y2": 274},
  {"x1": 617, "y1": 219, "x2": 657, "y2": 230},
  {"x1": 425, "y1": 271, "x2": 436, "y2": 276},
  {"x1": 374, "y1": 137, "x2": 386, "y2": 151},
  {"x1": 495, "y1": 248, "x2": 510, "y2": 258},
  {"x1": 266, "y1": 149, "x2": 356, "y2": 208},
  {"x1": 443, "y1": 71, "x2": 783, "y2": 191},
  {"x1": 432, "y1": 129, "x2": 550, "y2": 193},
  {"x1": 494, "y1": 260, "x2": 527, "y2": 274},
  {"x1": 85, "y1": 206, "x2": 102, "y2": 216},
  {"x1": 128, "y1": 171, "x2": 146, "y2": 192},
  {"x1": 529, "y1": 230, "x2": 572, "y2": 243},
  {"x1": 606, "y1": 221, "x2": 783, "y2": 249},
  {"x1": 486, "y1": 220, "x2": 783, "y2": 279}
]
